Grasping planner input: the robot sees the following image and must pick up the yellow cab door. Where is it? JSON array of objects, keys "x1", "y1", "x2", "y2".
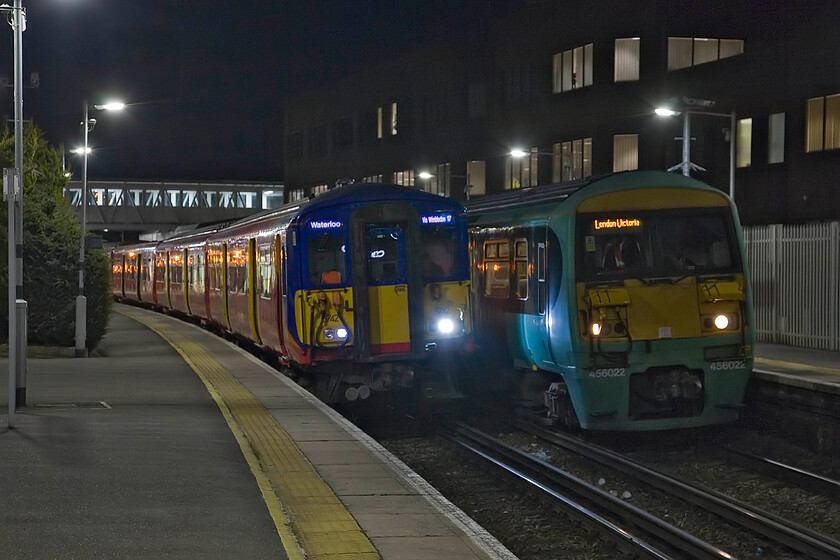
[{"x1": 364, "y1": 224, "x2": 410, "y2": 355}]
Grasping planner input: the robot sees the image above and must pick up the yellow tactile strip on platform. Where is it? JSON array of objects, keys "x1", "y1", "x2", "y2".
[
  {"x1": 755, "y1": 357, "x2": 840, "y2": 377},
  {"x1": 119, "y1": 307, "x2": 380, "y2": 560}
]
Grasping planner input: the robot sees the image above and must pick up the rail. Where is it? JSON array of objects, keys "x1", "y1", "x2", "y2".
[
  {"x1": 722, "y1": 447, "x2": 840, "y2": 501},
  {"x1": 446, "y1": 422, "x2": 734, "y2": 559},
  {"x1": 512, "y1": 419, "x2": 840, "y2": 560}
]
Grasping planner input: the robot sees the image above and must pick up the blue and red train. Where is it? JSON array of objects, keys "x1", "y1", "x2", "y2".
[
  {"x1": 111, "y1": 171, "x2": 755, "y2": 431},
  {"x1": 110, "y1": 182, "x2": 472, "y2": 403}
]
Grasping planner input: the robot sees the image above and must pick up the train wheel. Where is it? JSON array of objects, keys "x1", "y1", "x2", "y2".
[{"x1": 545, "y1": 382, "x2": 580, "y2": 430}]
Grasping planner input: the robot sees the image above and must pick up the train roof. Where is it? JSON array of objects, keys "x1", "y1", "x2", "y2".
[
  {"x1": 210, "y1": 181, "x2": 466, "y2": 237},
  {"x1": 465, "y1": 170, "x2": 728, "y2": 223}
]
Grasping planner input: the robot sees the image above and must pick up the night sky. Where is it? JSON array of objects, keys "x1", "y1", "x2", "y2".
[{"x1": 4, "y1": 1, "x2": 495, "y2": 183}]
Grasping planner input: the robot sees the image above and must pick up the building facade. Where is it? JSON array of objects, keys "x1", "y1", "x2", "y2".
[{"x1": 283, "y1": 0, "x2": 840, "y2": 225}]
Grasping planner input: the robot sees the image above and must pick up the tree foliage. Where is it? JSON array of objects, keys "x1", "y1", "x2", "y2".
[{"x1": 0, "y1": 125, "x2": 111, "y2": 349}]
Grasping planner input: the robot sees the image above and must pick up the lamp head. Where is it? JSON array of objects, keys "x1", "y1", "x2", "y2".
[
  {"x1": 510, "y1": 148, "x2": 528, "y2": 158},
  {"x1": 655, "y1": 107, "x2": 679, "y2": 117},
  {"x1": 95, "y1": 101, "x2": 126, "y2": 111}
]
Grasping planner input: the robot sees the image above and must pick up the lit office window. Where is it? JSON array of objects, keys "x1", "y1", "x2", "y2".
[
  {"x1": 668, "y1": 37, "x2": 744, "y2": 70},
  {"x1": 614, "y1": 38, "x2": 640, "y2": 82},
  {"x1": 806, "y1": 96, "x2": 825, "y2": 153},
  {"x1": 426, "y1": 163, "x2": 451, "y2": 197},
  {"x1": 391, "y1": 102, "x2": 398, "y2": 135},
  {"x1": 553, "y1": 138, "x2": 592, "y2": 181},
  {"x1": 768, "y1": 113, "x2": 785, "y2": 164},
  {"x1": 827, "y1": 94, "x2": 840, "y2": 150},
  {"x1": 693, "y1": 38, "x2": 719, "y2": 65},
  {"x1": 377, "y1": 106, "x2": 383, "y2": 139},
  {"x1": 288, "y1": 188, "x2": 305, "y2": 202},
  {"x1": 736, "y1": 118, "x2": 752, "y2": 167},
  {"x1": 362, "y1": 174, "x2": 383, "y2": 183},
  {"x1": 612, "y1": 134, "x2": 638, "y2": 172},
  {"x1": 311, "y1": 184, "x2": 328, "y2": 196},
  {"x1": 466, "y1": 160, "x2": 486, "y2": 197},
  {"x1": 552, "y1": 43, "x2": 593, "y2": 93},
  {"x1": 393, "y1": 170, "x2": 414, "y2": 187}
]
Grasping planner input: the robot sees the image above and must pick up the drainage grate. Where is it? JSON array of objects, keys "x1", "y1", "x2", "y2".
[{"x1": 34, "y1": 401, "x2": 111, "y2": 409}]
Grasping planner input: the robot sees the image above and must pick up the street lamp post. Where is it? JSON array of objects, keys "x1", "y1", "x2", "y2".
[
  {"x1": 74, "y1": 100, "x2": 124, "y2": 358},
  {"x1": 656, "y1": 98, "x2": 737, "y2": 200},
  {"x1": 2, "y1": 0, "x2": 25, "y2": 427}
]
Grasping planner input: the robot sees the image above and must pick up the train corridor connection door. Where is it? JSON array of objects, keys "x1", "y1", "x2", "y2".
[
  {"x1": 365, "y1": 224, "x2": 409, "y2": 355},
  {"x1": 350, "y1": 204, "x2": 424, "y2": 361}
]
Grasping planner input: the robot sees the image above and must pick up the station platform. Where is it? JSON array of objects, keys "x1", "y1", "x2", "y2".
[
  {"x1": 0, "y1": 304, "x2": 516, "y2": 560},
  {"x1": 754, "y1": 342, "x2": 840, "y2": 394}
]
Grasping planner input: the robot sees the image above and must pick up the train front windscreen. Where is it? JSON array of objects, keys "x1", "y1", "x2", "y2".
[{"x1": 577, "y1": 208, "x2": 741, "y2": 281}]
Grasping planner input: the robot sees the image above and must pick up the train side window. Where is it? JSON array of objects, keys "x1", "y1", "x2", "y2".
[
  {"x1": 484, "y1": 240, "x2": 510, "y2": 298},
  {"x1": 207, "y1": 249, "x2": 219, "y2": 291},
  {"x1": 514, "y1": 239, "x2": 528, "y2": 299},
  {"x1": 280, "y1": 238, "x2": 287, "y2": 297},
  {"x1": 258, "y1": 244, "x2": 272, "y2": 299},
  {"x1": 537, "y1": 242, "x2": 546, "y2": 315},
  {"x1": 228, "y1": 246, "x2": 247, "y2": 293}
]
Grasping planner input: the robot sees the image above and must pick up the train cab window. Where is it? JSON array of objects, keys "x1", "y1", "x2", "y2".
[
  {"x1": 514, "y1": 240, "x2": 528, "y2": 299},
  {"x1": 658, "y1": 214, "x2": 735, "y2": 272},
  {"x1": 579, "y1": 210, "x2": 738, "y2": 281},
  {"x1": 484, "y1": 240, "x2": 510, "y2": 297},
  {"x1": 366, "y1": 226, "x2": 404, "y2": 285},
  {"x1": 308, "y1": 232, "x2": 347, "y2": 286},
  {"x1": 420, "y1": 227, "x2": 456, "y2": 281}
]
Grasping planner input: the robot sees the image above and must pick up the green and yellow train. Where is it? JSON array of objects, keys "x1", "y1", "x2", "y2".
[{"x1": 467, "y1": 170, "x2": 754, "y2": 431}]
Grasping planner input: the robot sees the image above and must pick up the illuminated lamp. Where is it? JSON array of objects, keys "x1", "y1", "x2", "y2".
[{"x1": 436, "y1": 317, "x2": 455, "y2": 334}]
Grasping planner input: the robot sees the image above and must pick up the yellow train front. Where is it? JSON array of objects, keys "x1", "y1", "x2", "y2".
[{"x1": 282, "y1": 183, "x2": 472, "y2": 403}]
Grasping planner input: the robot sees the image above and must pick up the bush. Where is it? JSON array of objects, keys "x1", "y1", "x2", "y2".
[{"x1": 0, "y1": 125, "x2": 111, "y2": 350}]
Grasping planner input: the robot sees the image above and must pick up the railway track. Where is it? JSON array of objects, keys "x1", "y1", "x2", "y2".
[
  {"x1": 445, "y1": 422, "x2": 734, "y2": 559},
  {"x1": 720, "y1": 446, "x2": 840, "y2": 501},
  {"x1": 507, "y1": 419, "x2": 840, "y2": 560}
]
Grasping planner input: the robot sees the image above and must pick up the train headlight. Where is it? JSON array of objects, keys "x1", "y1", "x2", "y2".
[
  {"x1": 714, "y1": 314, "x2": 729, "y2": 330},
  {"x1": 591, "y1": 322, "x2": 602, "y2": 336},
  {"x1": 436, "y1": 317, "x2": 455, "y2": 334},
  {"x1": 323, "y1": 328, "x2": 335, "y2": 340},
  {"x1": 336, "y1": 327, "x2": 348, "y2": 339}
]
